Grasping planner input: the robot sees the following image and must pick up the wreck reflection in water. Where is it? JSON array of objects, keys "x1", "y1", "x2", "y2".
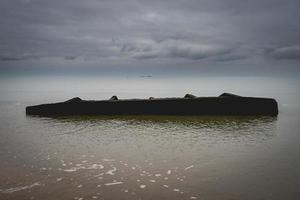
[{"x1": 34, "y1": 115, "x2": 277, "y2": 144}]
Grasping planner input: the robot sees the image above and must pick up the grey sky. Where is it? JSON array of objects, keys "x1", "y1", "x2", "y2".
[{"x1": 0, "y1": 0, "x2": 299, "y2": 75}]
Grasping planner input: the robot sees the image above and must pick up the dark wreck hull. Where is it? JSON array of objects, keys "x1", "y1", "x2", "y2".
[{"x1": 26, "y1": 95, "x2": 278, "y2": 116}]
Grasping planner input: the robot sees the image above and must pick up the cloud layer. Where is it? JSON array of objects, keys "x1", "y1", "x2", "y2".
[{"x1": 0, "y1": 0, "x2": 300, "y2": 72}]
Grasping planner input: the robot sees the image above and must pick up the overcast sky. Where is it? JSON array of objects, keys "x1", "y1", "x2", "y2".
[{"x1": 0, "y1": 0, "x2": 300, "y2": 75}]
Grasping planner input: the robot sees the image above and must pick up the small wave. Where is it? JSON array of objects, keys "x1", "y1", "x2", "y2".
[
  {"x1": 106, "y1": 167, "x2": 117, "y2": 175},
  {"x1": 0, "y1": 182, "x2": 42, "y2": 194},
  {"x1": 184, "y1": 165, "x2": 194, "y2": 170},
  {"x1": 104, "y1": 181, "x2": 123, "y2": 186},
  {"x1": 87, "y1": 164, "x2": 104, "y2": 170}
]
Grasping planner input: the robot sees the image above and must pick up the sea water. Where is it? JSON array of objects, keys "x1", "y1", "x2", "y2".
[{"x1": 0, "y1": 75, "x2": 300, "y2": 200}]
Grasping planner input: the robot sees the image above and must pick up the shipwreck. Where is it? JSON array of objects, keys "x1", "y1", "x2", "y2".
[{"x1": 25, "y1": 93, "x2": 278, "y2": 116}]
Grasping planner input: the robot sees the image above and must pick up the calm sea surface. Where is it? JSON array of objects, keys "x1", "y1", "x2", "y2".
[{"x1": 0, "y1": 76, "x2": 300, "y2": 200}]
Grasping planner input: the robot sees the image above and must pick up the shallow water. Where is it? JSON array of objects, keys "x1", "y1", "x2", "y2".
[{"x1": 0, "y1": 76, "x2": 300, "y2": 200}]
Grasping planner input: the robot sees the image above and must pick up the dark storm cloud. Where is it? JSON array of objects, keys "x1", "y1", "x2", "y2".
[
  {"x1": 0, "y1": 56, "x2": 26, "y2": 61},
  {"x1": 270, "y1": 46, "x2": 300, "y2": 60},
  {"x1": 0, "y1": 0, "x2": 299, "y2": 68},
  {"x1": 0, "y1": 54, "x2": 40, "y2": 61}
]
